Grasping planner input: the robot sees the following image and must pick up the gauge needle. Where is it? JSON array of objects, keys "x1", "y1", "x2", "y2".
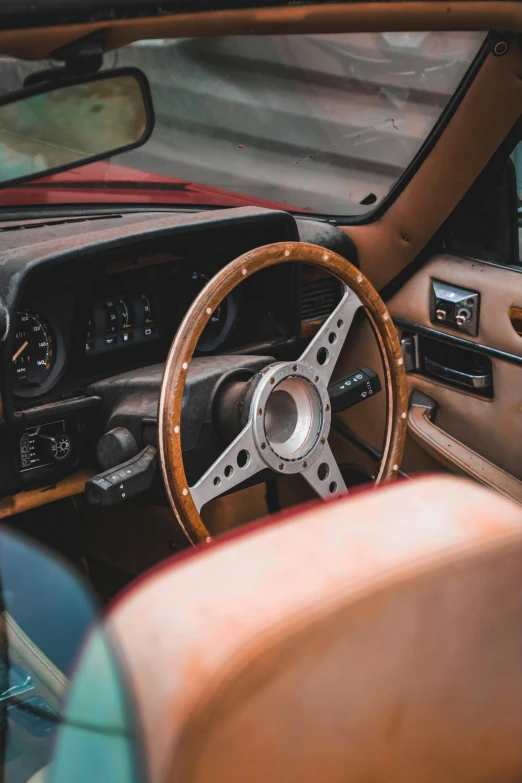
[{"x1": 12, "y1": 341, "x2": 28, "y2": 362}]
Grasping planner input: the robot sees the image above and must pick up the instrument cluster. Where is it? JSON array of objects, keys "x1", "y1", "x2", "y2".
[
  {"x1": 11, "y1": 265, "x2": 242, "y2": 400},
  {"x1": 85, "y1": 292, "x2": 159, "y2": 355}
]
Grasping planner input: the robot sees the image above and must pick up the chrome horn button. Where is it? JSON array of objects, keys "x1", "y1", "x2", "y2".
[{"x1": 251, "y1": 362, "x2": 331, "y2": 474}]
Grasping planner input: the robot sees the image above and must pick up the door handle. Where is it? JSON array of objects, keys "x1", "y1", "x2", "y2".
[
  {"x1": 408, "y1": 391, "x2": 522, "y2": 505},
  {"x1": 424, "y1": 357, "x2": 492, "y2": 390}
]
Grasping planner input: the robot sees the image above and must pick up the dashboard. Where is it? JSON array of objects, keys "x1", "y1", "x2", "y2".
[
  {"x1": 12, "y1": 250, "x2": 297, "y2": 403},
  {"x1": 0, "y1": 207, "x2": 354, "y2": 501}
]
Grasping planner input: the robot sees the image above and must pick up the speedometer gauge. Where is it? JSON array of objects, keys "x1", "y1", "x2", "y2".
[
  {"x1": 181, "y1": 271, "x2": 239, "y2": 352},
  {"x1": 12, "y1": 309, "x2": 56, "y2": 391}
]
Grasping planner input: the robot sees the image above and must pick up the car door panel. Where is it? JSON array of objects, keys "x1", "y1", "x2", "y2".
[
  {"x1": 337, "y1": 253, "x2": 522, "y2": 486},
  {"x1": 390, "y1": 254, "x2": 522, "y2": 356}
]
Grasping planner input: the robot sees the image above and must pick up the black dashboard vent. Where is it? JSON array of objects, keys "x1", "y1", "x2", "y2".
[{"x1": 301, "y1": 277, "x2": 342, "y2": 322}]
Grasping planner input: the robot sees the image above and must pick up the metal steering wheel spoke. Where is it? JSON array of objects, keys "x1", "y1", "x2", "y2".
[
  {"x1": 301, "y1": 441, "x2": 347, "y2": 499},
  {"x1": 189, "y1": 422, "x2": 265, "y2": 513},
  {"x1": 298, "y1": 285, "x2": 363, "y2": 385}
]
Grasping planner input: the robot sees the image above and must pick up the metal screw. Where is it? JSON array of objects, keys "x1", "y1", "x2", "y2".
[{"x1": 493, "y1": 40, "x2": 509, "y2": 56}]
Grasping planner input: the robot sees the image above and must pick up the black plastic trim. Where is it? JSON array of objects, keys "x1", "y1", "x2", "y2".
[
  {"x1": 17, "y1": 395, "x2": 101, "y2": 425},
  {"x1": 394, "y1": 317, "x2": 522, "y2": 368}
]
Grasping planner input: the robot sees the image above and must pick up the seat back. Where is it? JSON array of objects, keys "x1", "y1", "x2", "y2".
[{"x1": 107, "y1": 477, "x2": 522, "y2": 783}]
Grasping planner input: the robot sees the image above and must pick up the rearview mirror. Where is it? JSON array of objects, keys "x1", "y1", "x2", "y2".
[{"x1": 0, "y1": 68, "x2": 154, "y2": 186}]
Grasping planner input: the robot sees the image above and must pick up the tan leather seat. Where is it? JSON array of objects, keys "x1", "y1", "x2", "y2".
[{"x1": 108, "y1": 476, "x2": 522, "y2": 783}]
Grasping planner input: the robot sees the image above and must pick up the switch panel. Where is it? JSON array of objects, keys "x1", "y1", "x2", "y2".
[
  {"x1": 430, "y1": 280, "x2": 479, "y2": 337},
  {"x1": 19, "y1": 420, "x2": 73, "y2": 472}
]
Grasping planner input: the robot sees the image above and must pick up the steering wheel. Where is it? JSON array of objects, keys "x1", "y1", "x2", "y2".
[{"x1": 159, "y1": 242, "x2": 408, "y2": 545}]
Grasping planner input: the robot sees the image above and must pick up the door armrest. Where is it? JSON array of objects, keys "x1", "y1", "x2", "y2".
[{"x1": 408, "y1": 391, "x2": 522, "y2": 505}]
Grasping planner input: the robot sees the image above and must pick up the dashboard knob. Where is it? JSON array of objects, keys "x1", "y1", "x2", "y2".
[
  {"x1": 37, "y1": 433, "x2": 73, "y2": 462},
  {"x1": 96, "y1": 427, "x2": 139, "y2": 471},
  {"x1": 435, "y1": 309, "x2": 447, "y2": 321}
]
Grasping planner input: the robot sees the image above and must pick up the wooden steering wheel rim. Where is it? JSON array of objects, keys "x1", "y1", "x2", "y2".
[{"x1": 159, "y1": 242, "x2": 408, "y2": 546}]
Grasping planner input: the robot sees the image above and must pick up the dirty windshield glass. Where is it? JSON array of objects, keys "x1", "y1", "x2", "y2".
[{"x1": 1, "y1": 31, "x2": 485, "y2": 214}]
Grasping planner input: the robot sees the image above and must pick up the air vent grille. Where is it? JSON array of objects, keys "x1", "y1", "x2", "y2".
[{"x1": 301, "y1": 277, "x2": 342, "y2": 322}]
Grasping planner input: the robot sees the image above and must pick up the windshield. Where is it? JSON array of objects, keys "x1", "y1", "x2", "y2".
[{"x1": 0, "y1": 31, "x2": 484, "y2": 215}]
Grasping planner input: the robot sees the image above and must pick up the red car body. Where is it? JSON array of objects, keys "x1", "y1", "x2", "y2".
[{"x1": 0, "y1": 160, "x2": 310, "y2": 212}]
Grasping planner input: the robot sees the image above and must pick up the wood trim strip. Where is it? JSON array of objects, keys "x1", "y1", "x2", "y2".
[
  {"x1": 508, "y1": 306, "x2": 522, "y2": 336},
  {"x1": 0, "y1": 466, "x2": 95, "y2": 520},
  {"x1": 0, "y1": 3, "x2": 520, "y2": 60}
]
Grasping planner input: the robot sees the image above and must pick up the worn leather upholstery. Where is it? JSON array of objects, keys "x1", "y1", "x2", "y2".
[{"x1": 108, "y1": 476, "x2": 522, "y2": 783}]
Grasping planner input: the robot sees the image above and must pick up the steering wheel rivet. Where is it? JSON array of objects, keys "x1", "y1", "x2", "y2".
[
  {"x1": 270, "y1": 377, "x2": 275, "y2": 384},
  {"x1": 357, "y1": 275, "x2": 363, "y2": 282},
  {"x1": 174, "y1": 425, "x2": 180, "y2": 434},
  {"x1": 284, "y1": 249, "x2": 290, "y2": 257},
  {"x1": 279, "y1": 463, "x2": 284, "y2": 471},
  {"x1": 398, "y1": 358, "x2": 403, "y2": 366},
  {"x1": 182, "y1": 362, "x2": 188, "y2": 370},
  {"x1": 393, "y1": 464, "x2": 398, "y2": 471},
  {"x1": 383, "y1": 313, "x2": 389, "y2": 321},
  {"x1": 261, "y1": 442, "x2": 266, "y2": 449},
  {"x1": 242, "y1": 268, "x2": 247, "y2": 276},
  {"x1": 321, "y1": 437, "x2": 326, "y2": 445},
  {"x1": 182, "y1": 488, "x2": 188, "y2": 496},
  {"x1": 402, "y1": 412, "x2": 407, "y2": 419},
  {"x1": 292, "y1": 365, "x2": 297, "y2": 372},
  {"x1": 206, "y1": 307, "x2": 212, "y2": 315},
  {"x1": 323, "y1": 253, "x2": 329, "y2": 261}
]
